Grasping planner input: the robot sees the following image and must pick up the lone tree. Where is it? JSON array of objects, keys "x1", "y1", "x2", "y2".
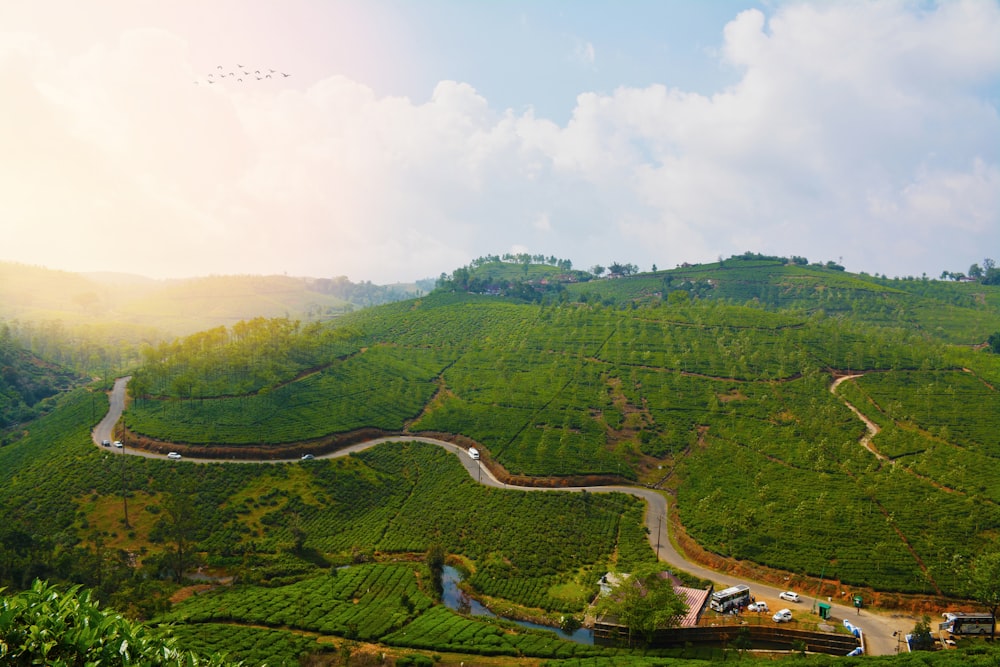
[
  {"x1": 595, "y1": 564, "x2": 689, "y2": 647},
  {"x1": 988, "y1": 331, "x2": 1000, "y2": 354},
  {"x1": 426, "y1": 543, "x2": 446, "y2": 599},
  {"x1": 963, "y1": 551, "x2": 1000, "y2": 640}
]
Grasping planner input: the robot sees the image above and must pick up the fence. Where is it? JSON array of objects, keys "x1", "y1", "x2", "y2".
[{"x1": 594, "y1": 622, "x2": 861, "y2": 656}]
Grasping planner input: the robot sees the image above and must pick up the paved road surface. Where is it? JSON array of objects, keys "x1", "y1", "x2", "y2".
[{"x1": 93, "y1": 378, "x2": 914, "y2": 655}]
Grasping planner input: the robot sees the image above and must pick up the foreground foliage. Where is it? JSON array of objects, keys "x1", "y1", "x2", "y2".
[{"x1": 0, "y1": 580, "x2": 237, "y2": 666}]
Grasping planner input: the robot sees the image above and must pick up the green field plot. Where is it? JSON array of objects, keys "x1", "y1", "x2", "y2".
[
  {"x1": 161, "y1": 563, "x2": 434, "y2": 638},
  {"x1": 169, "y1": 443, "x2": 653, "y2": 612},
  {"x1": 383, "y1": 605, "x2": 610, "y2": 660},
  {"x1": 854, "y1": 370, "x2": 1000, "y2": 454},
  {"x1": 676, "y1": 406, "x2": 1000, "y2": 595},
  {"x1": 126, "y1": 344, "x2": 451, "y2": 444},
  {"x1": 159, "y1": 624, "x2": 330, "y2": 667},
  {"x1": 353, "y1": 444, "x2": 651, "y2": 610}
]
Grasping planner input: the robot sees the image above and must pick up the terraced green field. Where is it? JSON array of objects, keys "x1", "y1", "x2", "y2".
[
  {"x1": 7, "y1": 257, "x2": 1000, "y2": 665},
  {"x1": 115, "y1": 260, "x2": 1000, "y2": 599}
]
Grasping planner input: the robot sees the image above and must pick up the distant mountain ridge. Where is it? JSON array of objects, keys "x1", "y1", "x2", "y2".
[{"x1": 0, "y1": 261, "x2": 423, "y2": 336}]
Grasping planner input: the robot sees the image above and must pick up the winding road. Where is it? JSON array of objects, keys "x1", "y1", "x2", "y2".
[{"x1": 93, "y1": 376, "x2": 913, "y2": 655}]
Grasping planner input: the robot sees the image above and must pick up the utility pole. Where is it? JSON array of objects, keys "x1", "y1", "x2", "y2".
[
  {"x1": 656, "y1": 513, "x2": 662, "y2": 560},
  {"x1": 120, "y1": 438, "x2": 130, "y2": 529}
]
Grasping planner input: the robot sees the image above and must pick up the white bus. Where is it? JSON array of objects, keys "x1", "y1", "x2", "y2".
[
  {"x1": 940, "y1": 613, "x2": 995, "y2": 636},
  {"x1": 468, "y1": 447, "x2": 480, "y2": 460},
  {"x1": 710, "y1": 584, "x2": 751, "y2": 613}
]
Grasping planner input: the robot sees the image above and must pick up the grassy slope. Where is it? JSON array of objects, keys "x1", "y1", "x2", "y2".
[
  {"x1": 119, "y1": 261, "x2": 1000, "y2": 596},
  {"x1": 7, "y1": 259, "x2": 1000, "y2": 664}
]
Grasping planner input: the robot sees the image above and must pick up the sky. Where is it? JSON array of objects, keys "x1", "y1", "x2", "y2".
[{"x1": 1, "y1": 0, "x2": 999, "y2": 285}]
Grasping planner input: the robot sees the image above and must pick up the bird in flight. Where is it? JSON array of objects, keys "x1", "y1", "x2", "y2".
[{"x1": 199, "y1": 65, "x2": 291, "y2": 84}]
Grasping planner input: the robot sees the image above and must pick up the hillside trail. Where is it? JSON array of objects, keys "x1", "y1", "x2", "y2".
[
  {"x1": 94, "y1": 377, "x2": 910, "y2": 655},
  {"x1": 830, "y1": 374, "x2": 885, "y2": 460}
]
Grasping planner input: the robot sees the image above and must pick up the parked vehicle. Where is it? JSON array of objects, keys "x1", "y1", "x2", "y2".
[
  {"x1": 748, "y1": 601, "x2": 769, "y2": 613},
  {"x1": 167, "y1": 452, "x2": 182, "y2": 460},
  {"x1": 779, "y1": 591, "x2": 801, "y2": 603},
  {"x1": 710, "y1": 585, "x2": 751, "y2": 613},
  {"x1": 940, "y1": 613, "x2": 995, "y2": 635},
  {"x1": 773, "y1": 609, "x2": 793, "y2": 623}
]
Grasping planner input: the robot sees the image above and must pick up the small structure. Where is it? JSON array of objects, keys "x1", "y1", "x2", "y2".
[
  {"x1": 594, "y1": 571, "x2": 710, "y2": 631},
  {"x1": 674, "y1": 585, "x2": 712, "y2": 627},
  {"x1": 597, "y1": 572, "x2": 629, "y2": 597}
]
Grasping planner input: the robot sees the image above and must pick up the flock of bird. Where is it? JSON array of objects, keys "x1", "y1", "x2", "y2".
[{"x1": 195, "y1": 64, "x2": 291, "y2": 85}]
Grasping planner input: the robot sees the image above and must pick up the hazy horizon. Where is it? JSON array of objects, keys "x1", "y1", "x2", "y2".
[{"x1": 2, "y1": 0, "x2": 998, "y2": 285}]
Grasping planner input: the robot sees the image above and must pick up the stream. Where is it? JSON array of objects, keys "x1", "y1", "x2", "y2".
[{"x1": 440, "y1": 565, "x2": 594, "y2": 645}]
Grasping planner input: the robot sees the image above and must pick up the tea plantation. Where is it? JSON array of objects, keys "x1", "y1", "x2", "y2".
[{"x1": 5, "y1": 257, "x2": 1000, "y2": 664}]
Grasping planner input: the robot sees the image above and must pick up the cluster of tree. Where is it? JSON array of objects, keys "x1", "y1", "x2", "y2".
[
  {"x1": 989, "y1": 332, "x2": 1000, "y2": 354},
  {"x1": 1, "y1": 318, "x2": 142, "y2": 380},
  {"x1": 590, "y1": 262, "x2": 640, "y2": 277},
  {"x1": 720, "y1": 252, "x2": 844, "y2": 271},
  {"x1": 594, "y1": 565, "x2": 689, "y2": 647},
  {"x1": 435, "y1": 267, "x2": 550, "y2": 300},
  {"x1": 468, "y1": 253, "x2": 574, "y2": 271},
  {"x1": 309, "y1": 275, "x2": 423, "y2": 306},
  {"x1": 942, "y1": 258, "x2": 1000, "y2": 284},
  {"x1": 436, "y1": 255, "x2": 585, "y2": 301},
  {"x1": 0, "y1": 525, "x2": 176, "y2": 620},
  {"x1": 129, "y1": 316, "x2": 351, "y2": 399},
  {"x1": 0, "y1": 326, "x2": 85, "y2": 433}
]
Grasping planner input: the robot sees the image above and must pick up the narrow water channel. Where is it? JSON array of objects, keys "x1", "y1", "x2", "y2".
[{"x1": 440, "y1": 565, "x2": 594, "y2": 645}]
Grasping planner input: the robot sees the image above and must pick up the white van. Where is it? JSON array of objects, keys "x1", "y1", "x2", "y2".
[{"x1": 468, "y1": 447, "x2": 480, "y2": 460}]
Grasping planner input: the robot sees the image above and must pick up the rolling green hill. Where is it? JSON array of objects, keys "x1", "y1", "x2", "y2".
[
  {"x1": 0, "y1": 261, "x2": 425, "y2": 381},
  {"x1": 117, "y1": 258, "x2": 1000, "y2": 598},
  {"x1": 5, "y1": 255, "x2": 1000, "y2": 664},
  {"x1": 0, "y1": 261, "x2": 406, "y2": 335}
]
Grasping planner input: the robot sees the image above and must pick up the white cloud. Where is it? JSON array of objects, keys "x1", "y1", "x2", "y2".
[{"x1": 1, "y1": 1, "x2": 998, "y2": 282}]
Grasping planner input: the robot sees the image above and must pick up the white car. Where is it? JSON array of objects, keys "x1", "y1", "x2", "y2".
[
  {"x1": 113, "y1": 440, "x2": 123, "y2": 448},
  {"x1": 300, "y1": 454, "x2": 315, "y2": 461},
  {"x1": 773, "y1": 608, "x2": 793, "y2": 623},
  {"x1": 748, "y1": 601, "x2": 769, "y2": 613},
  {"x1": 167, "y1": 452, "x2": 182, "y2": 460},
  {"x1": 779, "y1": 591, "x2": 801, "y2": 603}
]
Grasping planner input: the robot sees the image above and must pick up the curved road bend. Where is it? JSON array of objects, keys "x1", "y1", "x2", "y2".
[{"x1": 93, "y1": 378, "x2": 910, "y2": 655}]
